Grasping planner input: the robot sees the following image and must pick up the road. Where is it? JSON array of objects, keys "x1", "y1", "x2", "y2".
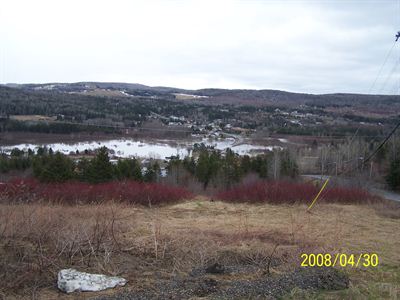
[{"x1": 369, "y1": 188, "x2": 400, "y2": 203}]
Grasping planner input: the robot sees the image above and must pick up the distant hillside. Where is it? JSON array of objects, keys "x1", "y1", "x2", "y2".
[
  {"x1": 3, "y1": 82, "x2": 399, "y2": 107},
  {"x1": 1, "y1": 83, "x2": 399, "y2": 139}
]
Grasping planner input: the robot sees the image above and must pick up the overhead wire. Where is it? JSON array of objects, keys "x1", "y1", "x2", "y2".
[
  {"x1": 379, "y1": 57, "x2": 400, "y2": 94},
  {"x1": 368, "y1": 41, "x2": 397, "y2": 94},
  {"x1": 308, "y1": 29, "x2": 400, "y2": 211}
]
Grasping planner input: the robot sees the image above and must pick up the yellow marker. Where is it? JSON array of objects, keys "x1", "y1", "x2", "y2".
[{"x1": 307, "y1": 178, "x2": 329, "y2": 211}]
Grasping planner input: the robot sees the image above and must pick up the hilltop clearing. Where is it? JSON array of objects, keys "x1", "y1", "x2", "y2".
[{"x1": 1, "y1": 198, "x2": 399, "y2": 299}]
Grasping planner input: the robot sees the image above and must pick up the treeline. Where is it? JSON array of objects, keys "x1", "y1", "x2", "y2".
[
  {"x1": 312, "y1": 133, "x2": 400, "y2": 191},
  {"x1": 0, "y1": 148, "x2": 32, "y2": 173},
  {"x1": 1, "y1": 146, "x2": 299, "y2": 189},
  {"x1": 0, "y1": 86, "x2": 244, "y2": 135},
  {"x1": 0, "y1": 86, "x2": 197, "y2": 127},
  {"x1": 167, "y1": 147, "x2": 299, "y2": 189},
  {"x1": 1, "y1": 120, "x2": 120, "y2": 134},
  {"x1": 6, "y1": 141, "x2": 400, "y2": 192},
  {"x1": 35, "y1": 147, "x2": 162, "y2": 183},
  {"x1": 275, "y1": 124, "x2": 384, "y2": 138},
  {"x1": 384, "y1": 138, "x2": 400, "y2": 191},
  {"x1": 0, "y1": 147, "x2": 161, "y2": 184}
]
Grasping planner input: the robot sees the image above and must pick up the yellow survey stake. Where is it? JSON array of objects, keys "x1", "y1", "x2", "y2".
[{"x1": 308, "y1": 178, "x2": 329, "y2": 211}]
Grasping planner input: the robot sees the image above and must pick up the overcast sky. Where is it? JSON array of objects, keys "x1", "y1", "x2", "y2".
[{"x1": 1, "y1": 0, "x2": 399, "y2": 94}]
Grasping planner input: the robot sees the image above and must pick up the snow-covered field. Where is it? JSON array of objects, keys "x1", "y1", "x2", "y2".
[{"x1": 1, "y1": 138, "x2": 282, "y2": 159}]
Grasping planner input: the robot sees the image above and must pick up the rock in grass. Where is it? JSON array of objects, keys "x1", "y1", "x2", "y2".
[
  {"x1": 205, "y1": 263, "x2": 225, "y2": 274},
  {"x1": 57, "y1": 269, "x2": 127, "y2": 293}
]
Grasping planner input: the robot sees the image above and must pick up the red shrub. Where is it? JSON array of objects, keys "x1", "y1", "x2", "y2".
[
  {"x1": 215, "y1": 180, "x2": 380, "y2": 205},
  {"x1": 322, "y1": 186, "x2": 380, "y2": 204},
  {"x1": 0, "y1": 178, "x2": 39, "y2": 202},
  {"x1": 0, "y1": 178, "x2": 192, "y2": 206}
]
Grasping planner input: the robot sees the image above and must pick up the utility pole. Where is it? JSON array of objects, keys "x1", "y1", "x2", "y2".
[{"x1": 369, "y1": 161, "x2": 373, "y2": 179}]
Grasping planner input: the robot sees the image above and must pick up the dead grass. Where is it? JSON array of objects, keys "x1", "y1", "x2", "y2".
[
  {"x1": 10, "y1": 115, "x2": 57, "y2": 122},
  {"x1": 373, "y1": 200, "x2": 400, "y2": 219},
  {"x1": 0, "y1": 198, "x2": 399, "y2": 299}
]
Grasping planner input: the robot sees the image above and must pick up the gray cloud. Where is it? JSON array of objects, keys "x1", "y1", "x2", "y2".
[{"x1": 0, "y1": 0, "x2": 399, "y2": 94}]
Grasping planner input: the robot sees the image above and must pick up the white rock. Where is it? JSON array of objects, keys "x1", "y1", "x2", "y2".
[{"x1": 57, "y1": 269, "x2": 127, "y2": 293}]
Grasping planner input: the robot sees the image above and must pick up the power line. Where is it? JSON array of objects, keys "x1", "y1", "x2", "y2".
[
  {"x1": 362, "y1": 120, "x2": 400, "y2": 165},
  {"x1": 317, "y1": 120, "x2": 400, "y2": 179},
  {"x1": 369, "y1": 41, "x2": 397, "y2": 94},
  {"x1": 308, "y1": 28, "x2": 400, "y2": 210},
  {"x1": 348, "y1": 126, "x2": 360, "y2": 145},
  {"x1": 379, "y1": 57, "x2": 400, "y2": 94},
  {"x1": 307, "y1": 119, "x2": 400, "y2": 210}
]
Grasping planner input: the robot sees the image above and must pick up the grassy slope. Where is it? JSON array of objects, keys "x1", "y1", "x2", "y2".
[{"x1": 0, "y1": 199, "x2": 399, "y2": 299}]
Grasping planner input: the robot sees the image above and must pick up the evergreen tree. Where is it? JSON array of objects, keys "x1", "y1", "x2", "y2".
[
  {"x1": 33, "y1": 152, "x2": 74, "y2": 182},
  {"x1": 251, "y1": 155, "x2": 269, "y2": 178},
  {"x1": 86, "y1": 147, "x2": 114, "y2": 183},
  {"x1": 240, "y1": 155, "x2": 252, "y2": 174},
  {"x1": 0, "y1": 155, "x2": 10, "y2": 173},
  {"x1": 36, "y1": 146, "x2": 47, "y2": 156},
  {"x1": 27, "y1": 148, "x2": 34, "y2": 156},
  {"x1": 75, "y1": 157, "x2": 91, "y2": 181},
  {"x1": 196, "y1": 150, "x2": 210, "y2": 189},
  {"x1": 183, "y1": 156, "x2": 196, "y2": 175},
  {"x1": 10, "y1": 148, "x2": 24, "y2": 157},
  {"x1": 144, "y1": 161, "x2": 161, "y2": 182},
  {"x1": 280, "y1": 151, "x2": 298, "y2": 178},
  {"x1": 115, "y1": 158, "x2": 142, "y2": 181},
  {"x1": 195, "y1": 149, "x2": 221, "y2": 189},
  {"x1": 386, "y1": 158, "x2": 400, "y2": 190},
  {"x1": 221, "y1": 148, "x2": 242, "y2": 188}
]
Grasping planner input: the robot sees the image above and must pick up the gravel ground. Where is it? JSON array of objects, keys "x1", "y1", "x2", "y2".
[
  {"x1": 94, "y1": 265, "x2": 349, "y2": 300},
  {"x1": 189, "y1": 263, "x2": 261, "y2": 277},
  {"x1": 212, "y1": 267, "x2": 349, "y2": 299}
]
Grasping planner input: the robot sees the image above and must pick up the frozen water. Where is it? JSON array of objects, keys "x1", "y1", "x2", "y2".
[{"x1": 1, "y1": 138, "x2": 281, "y2": 159}]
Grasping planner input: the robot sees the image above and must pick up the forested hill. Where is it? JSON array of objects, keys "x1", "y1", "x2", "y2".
[
  {"x1": 1, "y1": 83, "x2": 400, "y2": 138},
  {"x1": 3, "y1": 82, "x2": 400, "y2": 107}
]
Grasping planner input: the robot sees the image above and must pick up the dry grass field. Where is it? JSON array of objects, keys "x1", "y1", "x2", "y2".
[
  {"x1": 77, "y1": 89, "x2": 134, "y2": 98},
  {"x1": 0, "y1": 198, "x2": 399, "y2": 299},
  {"x1": 10, "y1": 115, "x2": 57, "y2": 122}
]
